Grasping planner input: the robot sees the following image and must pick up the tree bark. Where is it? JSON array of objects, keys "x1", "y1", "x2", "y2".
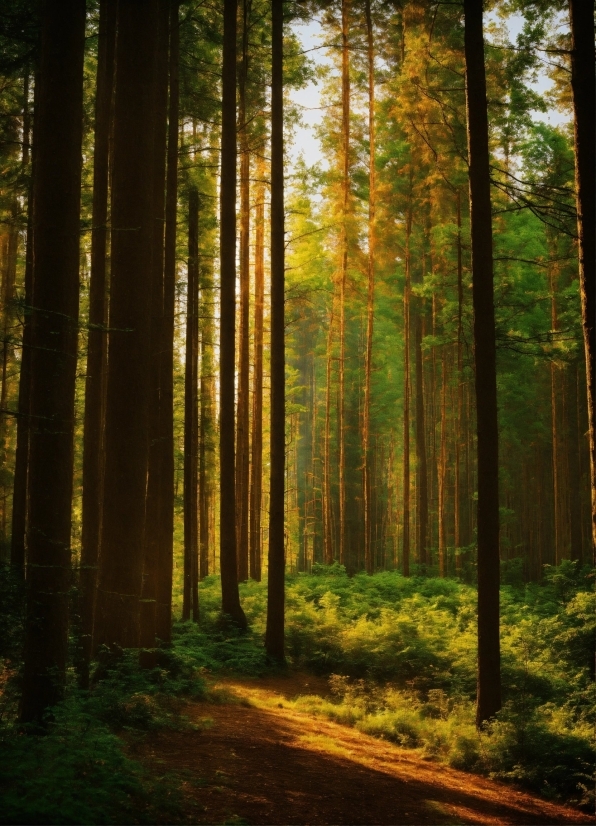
[
  {"x1": 249, "y1": 163, "x2": 265, "y2": 582},
  {"x1": 156, "y1": 0, "x2": 180, "y2": 644},
  {"x1": 464, "y1": 0, "x2": 501, "y2": 726},
  {"x1": 20, "y1": 0, "x2": 85, "y2": 723},
  {"x1": 265, "y1": 0, "x2": 285, "y2": 661},
  {"x1": 363, "y1": 0, "x2": 375, "y2": 576},
  {"x1": 94, "y1": 0, "x2": 160, "y2": 651},
  {"x1": 140, "y1": 0, "x2": 170, "y2": 660},
  {"x1": 338, "y1": 0, "x2": 350, "y2": 569},
  {"x1": 402, "y1": 200, "x2": 412, "y2": 577},
  {"x1": 236, "y1": 0, "x2": 251, "y2": 583},
  {"x1": 183, "y1": 187, "x2": 199, "y2": 622},
  {"x1": 220, "y1": 0, "x2": 246, "y2": 627},
  {"x1": 568, "y1": 0, "x2": 595, "y2": 562},
  {"x1": 10, "y1": 70, "x2": 35, "y2": 579},
  {"x1": 79, "y1": 0, "x2": 117, "y2": 684}
]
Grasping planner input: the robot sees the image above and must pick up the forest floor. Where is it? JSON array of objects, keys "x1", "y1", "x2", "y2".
[{"x1": 132, "y1": 672, "x2": 595, "y2": 826}]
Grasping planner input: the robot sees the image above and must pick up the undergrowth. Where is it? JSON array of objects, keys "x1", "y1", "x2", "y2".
[
  {"x1": 0, "y1": 643, "x2": 208, "y2": 825},
  {"x1": 190, "y1": 560, "x2": 595, "y2": 808},
  {"x1": 0, "y1": 560, "x2": 593, "y2": 821}
]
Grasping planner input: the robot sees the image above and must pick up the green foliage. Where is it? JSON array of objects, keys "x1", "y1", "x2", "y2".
[
  {"x1": 194, "y1": 567, "x2": 595, "y2": 807},
  {"x1": 0, "y1": 648, "x2": 207, "y2": 824}
]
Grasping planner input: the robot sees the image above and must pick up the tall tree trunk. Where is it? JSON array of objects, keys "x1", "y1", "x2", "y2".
[
  {"x1": 236, "y1": 0, "x2": 251, "y2": 583},
  {"x1": 10, "y1": 70, "x2": 35, "y2": 578},
  {"x1": 402, "y1": 201, "x2": 412, "y2": 577},
  {"x1": 362, "y1": 0, "x2": 375, "y2": 576},
  {"x1": 464, "y1": 0, "x2": 501, "y2": 726},
  {"x1": 415, "y1": 233, "x2": 428, "y2": 569},
  {"x1": 454, "y1": 191, "x2": 463, "y2": 568},
  {"x1": 220, "y1": 0, "x2": 246, "y2": 627},
  {"x1": 323, "y1": 303, "x2": 335, "y2": 564},
  {"x1": 199, "y1": 253, "x2": 215, "y2": 582},
  {"x1": 183, "y1": 187, "x2": 199, "y2": 622},
  {"x1": 79, "y1": 0, "x2": 117, "y2": 684},
  {"x1": 20, "y1": 0, "x2": 85, "y2": 723},
  {"x1": 338, "y1": 0, "x2": 350, "y2": 569},
  {"x1": 249, "y1": 164, "x2": 265, "y2": 581},
  {"x1": 265, "y1": 0, "x2": 285, "y2": 660},
  {"x1": 140, "y1": 0, "x2": 170, "y2": 660},
  {"x1": 549, "y1": 260, "x2": 560, "y2": 565},
  {"x1": 568, "y1": 0, "x2": 595, "y2": 561},
  {"x1": 156, "y1": 0, "x2": 179, "y2": 644},
  {"x1": 94, "y1": 1, "x2": 160, "y2": 651},
  {"x1": 438, "y1": 343, "x2": 447, "y2": 577}
]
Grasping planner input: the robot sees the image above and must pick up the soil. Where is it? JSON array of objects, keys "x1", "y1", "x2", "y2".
[{"x1": 136, "y1": 672, "x2": 595, "y2": 826}]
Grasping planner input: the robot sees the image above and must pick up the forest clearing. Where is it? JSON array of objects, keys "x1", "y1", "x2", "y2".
[{"x1": 0, "y1": 0, "x2": 594, "y2": 823}]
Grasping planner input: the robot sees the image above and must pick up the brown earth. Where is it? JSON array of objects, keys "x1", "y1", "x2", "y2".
[{"x1": 136, "y1": 673, "x2": 595, "y2": 826}]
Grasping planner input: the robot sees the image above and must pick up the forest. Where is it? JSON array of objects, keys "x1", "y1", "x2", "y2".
[{"x1": 0, "y1": 0, "x2": 594, "y2": 823}]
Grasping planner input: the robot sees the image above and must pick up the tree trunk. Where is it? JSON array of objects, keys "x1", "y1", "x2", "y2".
[
  {"x1": 94, "y1": 0, "x2": 160, "y2": 651},
  {"x1": 363, "y1": 0, "x2": 375, "y2": 576},
  {"x1": 464, "y1": 0, "x2": 501, "y2": 726},
  {"x1": 249, "y1": 163, "x2": 265, "y2": 582},
  {"x1": 415, "y1": 236, "x2": 428, "y2": 570},
  {"x1": 10, "y1": 70, "x2": 35, "y2": 578},
  {"x1": 79, "y1": 0, "x2": 116, "y2": 684},
  {"x1": 140, "y1": 0, "x2": 170, "y2": 661},
  {"x1": 156, "y1": 0, "x2": 180, "y2": 644},
  {"x1": 220, "y1": 0, "x2": 246, "y2": 627},
  {"x1": 402, "y1": 201, "x2": 412, "y2": 577},
  {"x1": 183, "y1": 187, "x2": 199, "y2": 622},
  {"x1": 323, "y1": 303, "x2": 335, "y2": 564},
  {"x1": 338, "y1": 0, "x2": 350, "y2": 569},
  {"x1": 20, "y1": 0, "x2": 85, "y2": 723},
  {"x1": 236, "y1": 0, "x2": 251, "y2": 583},
  {"x1": 438, "y1": 342, "x2": 447, "y2": 577},
  {"x1": 568, "y1": 0, "x2": 595, "y2": 561},
  {"x1": 455, "y1": 191, "x2": 463, "y2": 568},
  {"x1": 265, "y1": 0, "x2": 285, "y2": 661}
]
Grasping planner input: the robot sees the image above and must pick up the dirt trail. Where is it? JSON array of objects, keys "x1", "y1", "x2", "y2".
[{"x1": 139, "y1": 673, "x2": 594, "y2": 825}]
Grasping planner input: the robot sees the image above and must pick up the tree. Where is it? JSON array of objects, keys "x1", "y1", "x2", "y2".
[
  {"x1": 94, "y1": 0, "x2": 162, "y2": 650},
  {"x1": 220, "y1": 0, "x2": 247, "y2": 628},
  {"x1": 20, "y1": 0, "x2": 86, "y2": 722},
  {"x1": 157, "y1": 0, "x2": 180, "y2": 644},
  {"x1": 265, "y1": 0, "x2": 285, "y2": 661},
  {"x1": 568, "y1": 0, "x2": 595, "y2": 561},
  {"x1": 463, "y1": 0, "x2": 501, "y2": 726},
  {"x1": 183, "y1": 186, "x2": 199, "y2": 622},
  {"x1": 79, "y1": 0, "x2": 116, "y2": 684}
]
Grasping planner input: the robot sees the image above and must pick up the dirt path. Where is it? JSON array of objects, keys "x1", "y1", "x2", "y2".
[{"x1": 138, "y1": 673, "x2": 594, "y2": 825}]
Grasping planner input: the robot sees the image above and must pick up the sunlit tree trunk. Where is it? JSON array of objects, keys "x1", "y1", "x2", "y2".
[
  {"x1": 415, "y1": 236, "x2": 428, "y2": 569},
  {"x1": 464, "y1": 0, "x2": 501, "y2": 726},
  {"x1": 438, "y1": 342, "x2": 447, "y2": 577},
  {"x1": 338, "y1": 0, "x2": 350, "y2": 568},
  {"x1": 323, "y1": 303, "x2": 335, "y2": 564},
  {"x1": 183, "y1": 187, "x2": 199, "y2": 622},
  {"x1": 454, "y1": 191, "x2": 463, "y2": 569},
  {"x1": 20, "y1": 0, "x2": 85, "y2": 722},
  {"x1": 236, "y1": 0, "x2": 251, "y2": 582},
  {"x1": 402, "y1": 200, "x2": 412, "y2": 577},
  {"x1": 220, "y1": 0, "x2": 246, "y2": 627},
  {"x1": 363, "y1": 0, "x2": 375, "y2": 575},
  {"x1": 249, "y1": 163, "x2": 265, "y2": 581},
  {"x1": 79, "y1": 0, "x2": 116, "y2": 683},
  {"x1": 265, "y1": 0, "x2": 285, "y2": 660}
]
